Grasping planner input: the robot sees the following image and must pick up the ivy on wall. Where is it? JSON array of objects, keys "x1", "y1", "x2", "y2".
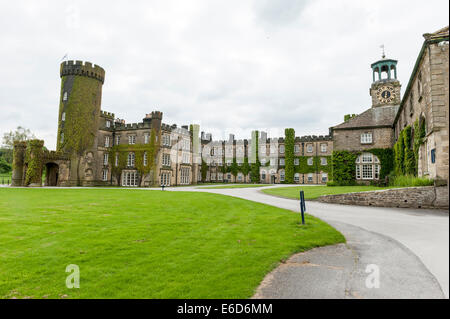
[
  {"x1": 284, "y1": 128, "x2": 295, "y2": 183},
  {"x1": 108, "y1": 129, "x2": 159, "y2": 186},
  {"x1": 394, "y1": 123, "x2": 424, "y2": 177},
  {"x1": 24, "y1": 139, "x2": 44, "y2": 186},
  {"x1": 250, "y1": 131, "x2": 261, "y2": 183},
  {"x1": 331, "y1": 149, "x2": 393, "y2": 185},
  {"x1": 294, "y1": 156, "x2": 332, "y2": 174}
]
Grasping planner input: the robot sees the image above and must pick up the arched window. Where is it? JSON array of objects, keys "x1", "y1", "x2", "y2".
[{"x1": 356, "y1": 153, "x2": 380, "y2": 180}]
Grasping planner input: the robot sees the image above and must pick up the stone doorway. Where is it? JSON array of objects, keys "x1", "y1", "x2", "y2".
[{"x1": 45, "y1": 163, "x2": 59, "y2": 186}]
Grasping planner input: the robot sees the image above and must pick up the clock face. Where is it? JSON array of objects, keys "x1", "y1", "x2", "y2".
[{"x1": 376, "y1": 86, "x2": 397, "y2": 104}]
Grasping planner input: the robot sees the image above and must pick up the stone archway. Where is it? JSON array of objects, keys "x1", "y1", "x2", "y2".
[{"x1": 45, "y1": 162, "x2": 59, "y2": 186}]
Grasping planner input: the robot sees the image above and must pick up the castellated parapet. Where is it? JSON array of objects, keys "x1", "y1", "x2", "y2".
[{"x1": 60, "y1": 60, "x2": 106, "y2": 84}]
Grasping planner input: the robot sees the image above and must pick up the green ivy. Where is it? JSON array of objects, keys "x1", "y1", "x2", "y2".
[
  {"x1": 284, "y1": 128, "x2": 295, "y2": 183},
  {"x1": 24, "y1": 139, "x2": 44, "y2": 186},
  {"x1": 108, "y1": 129, "x2": 159, "y2": 186},
  {"x1": 250, "y1": 131, "x2": 261, "y2": 183}
]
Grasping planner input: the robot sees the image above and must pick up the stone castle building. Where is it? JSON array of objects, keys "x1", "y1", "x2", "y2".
[{"x1": 11, "y1": 26, "x2": 448, "y2": 187}]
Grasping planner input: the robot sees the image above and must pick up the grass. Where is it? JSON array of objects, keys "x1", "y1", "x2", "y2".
[
  {"x1": 262, "y1": 185, "x2": 396, "y2": 200},
  {"x1": 0, "y1": 188, "x2": 344, "y2": 299},
  {"x1": 389, "y1": 175, "x2": 434, "y2": 187},
  {"x1": 198, "y1": 184, "x2": 271, "y2": 189}
]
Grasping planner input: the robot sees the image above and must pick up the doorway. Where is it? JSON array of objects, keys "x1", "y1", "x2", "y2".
[{"x1": 45, "y1": 163, "x2": 59, "y2": 186}]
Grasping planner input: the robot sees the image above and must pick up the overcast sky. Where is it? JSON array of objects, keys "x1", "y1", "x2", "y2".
[{"x1": 0, "y1": 0, "x2": 448, "y2": 149}]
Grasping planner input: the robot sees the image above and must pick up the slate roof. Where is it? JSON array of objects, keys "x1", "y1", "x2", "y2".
[{"x1": 332, "y1": 105, "x2": 399, "y2": 130}]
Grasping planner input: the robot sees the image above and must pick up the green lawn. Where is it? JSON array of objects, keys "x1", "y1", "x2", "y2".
[
  {"x1": 0, "y1": 188, "x2": 344, "y2": 299},
  {"x1": 262, "y1": 185, "x2": 395, "y2": 200},
  {"x1": 198, "y1": 184, "x2": 271, "y2": 189}
]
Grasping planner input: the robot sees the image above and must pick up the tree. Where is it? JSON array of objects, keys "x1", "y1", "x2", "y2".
[
  {"x1": 1, "y1": 126, "x2": 36, "y2": 164},
  {"x1": 0, "y1": 156, "x2": 12, "y2": 173}
]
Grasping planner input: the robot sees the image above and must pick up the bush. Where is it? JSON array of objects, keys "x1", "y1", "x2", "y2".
[
  {"x1": 326, "y1": 180, "x2": 357, "y2": 187},
  {"x1": 389, "y1": 175, "x2": 434, "y2": 187},
  {"x1": 0, "y1": 156, "x2": 12, "y2": 173}
]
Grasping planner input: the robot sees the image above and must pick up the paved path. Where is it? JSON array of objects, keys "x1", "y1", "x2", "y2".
[{"x1": 168, "y1": 185, "x2": 449, "y2": 298}]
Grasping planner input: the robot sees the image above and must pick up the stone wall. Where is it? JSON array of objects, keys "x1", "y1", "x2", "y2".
[{"x1": 317, "y1": 186, "x2": 449, "y2": 209}]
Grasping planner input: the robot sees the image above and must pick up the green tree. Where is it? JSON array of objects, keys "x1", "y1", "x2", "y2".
[
  {"x1": 0, "y1": 156, "x2": 12, "y2": 173},
  {"x1": 2, "y1": 126, "x2": 36, "y2": 164}
]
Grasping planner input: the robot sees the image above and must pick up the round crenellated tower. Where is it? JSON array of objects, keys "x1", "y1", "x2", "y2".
[{"x1": 57, "y1": 60, "x2": 105, "y2": 155}]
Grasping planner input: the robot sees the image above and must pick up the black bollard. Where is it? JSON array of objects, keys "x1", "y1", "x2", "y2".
[{"x1": 299, "y1": 190, "x2": 306, "y2": 225}]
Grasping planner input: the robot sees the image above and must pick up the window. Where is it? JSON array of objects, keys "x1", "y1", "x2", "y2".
[
  {"x1": 115, "y1": 153, "x2": 119, "y2": 167},
  {"x1": 182, "y1": 153, "x2": 190, "y2": 164},
  {"x1": 294, "y1": 145, "x2": 300, "y2": 153},
  {"x1": 320, "y1": 157, "x2": 327, "y2": 166},
  {"x1": 261, "y1": 170, "x2": 266, "y2": 180},
  {"x1": 162, "y1": 135, "x2": 171, "y2": 146},
  {"x1": 322, "y1": 173, "x2": 328, "y2": 183},
  {"x1": 260, "y1": 145, "x2": 266, "y2": 155},
  {"x1": 144, "y1": 133, "x2": 150, "y2": 144},
  {"x1": 418, "y1": 71, "x2": 423, "y2": 97},
  {"x1": 143, "y1": 152, "x2": 148, "y2": 166},
  {"x1": 61, "y1": 112, "x2": 66, "y2": 121},
  {"x1": 115, "y1": 135, "x2": 120, "y2": 145},
  {"x1": 279, "y1": 170, "x2": 285, "y2": 182},
  {"x1": 307, "y1": 157, "x2": 313, "y2": 166},
  {"x1": 128, "y1": 135, "x2": 136, "y2": 145},
  {"x1": 270, "y1": 158, "x2": 276, "y2": 166},
  {"x1": 211, "y1": 173, "x2": 216, "y2": 181},
  {"x1": 237, "y1": 160, "x2": 242, "y2": 166},
  {"x1": 409, "y1": 93, "x2": 414, "y2": 116},
  {"x1": 103, "y1": 153, "x2": 109, "y2": 165},
  {"x1": 162, "y1": 154, "x2": 171, "y2": 166},
  {"x1": 227, "y1": 173, "x2": 231, "y2": 180},
  {"x1": 105, "y1": 136, "x2": 110, "y2": 147},
  {"x1": 102, "y1": 169, "x2": 108, "y2": 181},
  {"x1": 180, "y1": 168, "x2": 190, "y2": 185},
  {"x1": 321, "y1": 144, "x2": 327, "y2": 153},
  {"x1": 261, "y1": 158, "x2": 266, "y2": 166},
  {"x1": 106, "y1": 121, "x2": 111, "y2": 128},
  {"x1": 127, "y1": 152, "x2": 135, "y2": 167},
  {"x1": 361, "y1": 132, "x2": 373, "y2": 144},
  {"x1": 279, "y1": 158, "x2": 285, "y2": 166},
  {"x1": 279, "y1": 145, "x2": 285, "y2": 154},
  {"x1": 356, "y1": 153, "x2": 380, "y2": 180},
  {"x1": 161, "y1": 172, "x2": 171, "y2": 186},
  {"x1": 63, "y1": 92, "x2": 68, "y2": 101},
  {"x1": 226, "y1": 159, "x2": 232, "y2": 166},
  {"x1": 218, "y1": 173, "x2": 223, "y2": 181},
  {"x1": 294, "y1": 173, "x2": 300, "y2": 183},
  {"x1": 237, "y1": 173, "x2": 243, "y2": 182},
  {"x1": 431, "y1": 149, "x2": 436, "y2": 164},
  {"x1": 123, "y1": 171, "x2": 139, "y2": 187},
  {"x1": 60, "y1": 132, "x2": 64, "y2": 144},
  {"x1": 307, "y1": 173, "x2": 313, "y2": 182},
  {"x1": 294, "y1": 158, "x2": 299, "y2": 166},
  {"x1": 307, "y1": 144, "x2": 313, "y2": 153}
]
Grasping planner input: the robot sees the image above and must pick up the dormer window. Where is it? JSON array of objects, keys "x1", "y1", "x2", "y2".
[{"x1": 63, "y1": 92, "x2": 68, "y2": 101}]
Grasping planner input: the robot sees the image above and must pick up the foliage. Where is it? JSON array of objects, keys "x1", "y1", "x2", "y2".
[
  {"x1": 344, "y1": 114, "x2": 357, "y2": 122},
  {"x1": 108, "y1": 129, "x2": 159, "y2": 186},
  {"x1": 330, "y1": 151, "x2": 358, "y2": 185},
  {"x1": 413, "y1": 118, "x2": 426, "y2": 173},
  {"x1": 250, "y1": 131, "x2": 261, "y2": 183},
  {"x1": 366, "y1": 148, "x2": 394, "y2": 180},
  {"x1": 284, "y1": 128, "x2": 295, "y2": 183},
  {"x1": 389, "y1": 175, "x2": 434, "y2": 187},
  {"x1": 0, "y1": 188, "x2": 344, "y2": 298},
  {"x1": 201, "y1": 159, "x2": 208, "y2": 182},
  {"x1": 402, "y1": 126, "x2": 415, "y2": 175},
  {"x1": 0, "y1": 156, "x2": 12, "y2": 173},
  {"x1": 2, "y1": 126, "x2": 36, "y2": 149},
  {"x1": 230, "y1": 157, "x2": 239, "y2": 177},
  {"x1": 241, "y1": 157, "x2": 251, "y2": 176},
  {"x1": 24, "y1": 139, "x2": 44, "y2": 186}
]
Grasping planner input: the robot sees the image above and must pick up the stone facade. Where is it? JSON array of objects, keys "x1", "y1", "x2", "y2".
[
  {"x1": 317, "y1": 186, "x2": 449, "y2": 209},
  {"x1": 393, "y1": 27, "x2": 449, "y2": 185}
]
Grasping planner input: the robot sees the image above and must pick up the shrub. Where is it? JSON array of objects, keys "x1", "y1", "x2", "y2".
[
  {"x1": 390, "y1": 175, "x2": 434, "y2": 187},
  {"x1": 0, "y1": 156, "x2": 12, "y2": 173}
]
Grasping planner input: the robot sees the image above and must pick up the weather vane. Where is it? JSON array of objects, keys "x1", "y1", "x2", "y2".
[{"x1": 380, "y1": 44, "x2": 386, "y2": 59}]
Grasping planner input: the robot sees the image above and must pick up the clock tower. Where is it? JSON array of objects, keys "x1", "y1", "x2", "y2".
[{"x1": 369, "y1": 55, "x2": 401, "y2": 107}]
